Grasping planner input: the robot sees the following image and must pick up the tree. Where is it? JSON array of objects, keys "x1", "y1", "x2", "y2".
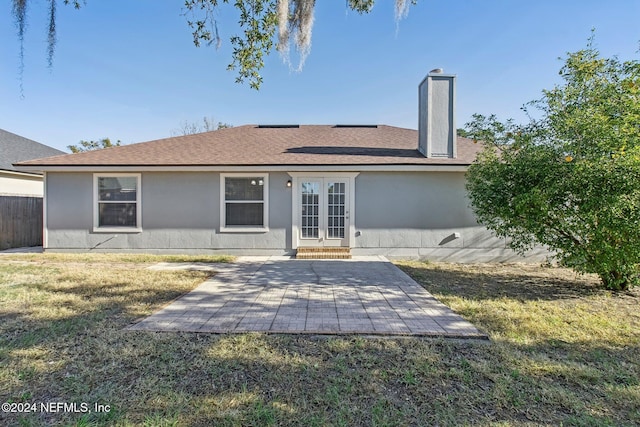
[
  {"x1": 11, "y1": 0, "x2": 416, "y2": 90},
  {"x1": 456, "y1": 128, "x2": 470, "y2": 138},
  {"x1": 68, "y1": 138, "x2": 121, "y2": 153},
  {"x1": 465, "y1": 37, "x2": 640, "y2": 291},
  {"x1": 172, "y1": 116, "x2": 233, "y2": 136}
]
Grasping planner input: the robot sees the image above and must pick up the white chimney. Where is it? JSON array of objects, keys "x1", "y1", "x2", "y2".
[{"x1": 418, "y1": 69, "x2": 456, "y2": 158}]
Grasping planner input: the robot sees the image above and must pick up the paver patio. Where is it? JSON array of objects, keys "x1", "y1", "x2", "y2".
[{"x1": 129, "y1": 256, "x2": 486, "y2": 338}]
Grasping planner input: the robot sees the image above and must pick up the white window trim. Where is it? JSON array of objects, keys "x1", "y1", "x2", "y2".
[
  {"x1": 93, "y1": 173, "x2": 142, "y2": 233},
  {"x1": 220, "y1": 173, "x2": 269, "y2": 233}
]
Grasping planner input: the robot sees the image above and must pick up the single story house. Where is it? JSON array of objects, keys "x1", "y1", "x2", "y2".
[
  {"x1": 1, "y1": 129, "x2": 65, "y2": 250},
  {"x1": 0, "y1": 128, "x2": 65, "y2": 197},
  {"x1": 16, "y1": 71, "x2": 546, "y2": 261}
]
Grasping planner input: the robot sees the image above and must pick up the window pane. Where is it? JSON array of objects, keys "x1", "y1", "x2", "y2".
[
  {"x1": 327, "y1": 181, "x2": 345, "y2": 239},
  {"x1": 99, "y1": 203, "x2": 137, "y2": 227},
  {"x1": 301, "y1": 181, "x2": 319, "y2": 238},
  {"x1": 98, "y1": 177, "x2": 137, "y2": 201},
  {"x1": 225, "y1": 203, "x2": 264, "y2": 226},
  {"x1": 225, "y1": 177, "x2": 264, "y2": 201}
]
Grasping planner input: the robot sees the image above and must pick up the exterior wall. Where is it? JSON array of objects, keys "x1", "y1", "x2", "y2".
[
  {"x1": 352, "y1": 171, "x2": 548, "y2": 262},
  {"x1": 44, "y1": 169, "x2": 546, "y2": 261},
  {"x1": 0, "y1": 172, "x2": 43, "y2": 196},
  {"x1": 45, "y1": 172, "x2": 292, "y2": 253}
]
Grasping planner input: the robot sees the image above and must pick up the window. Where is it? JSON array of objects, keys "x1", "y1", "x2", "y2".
[
  {"x1": 93, "y1": 174, "x2": 141, "y2": 232},
  {"x1": 221, "y1": 174, "x2": 269, "y2": 231}
]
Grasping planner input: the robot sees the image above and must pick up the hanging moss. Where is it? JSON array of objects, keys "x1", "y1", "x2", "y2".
[
  {"x1": 47, "y1": 0, "x2": 57, "y2": 68},
  {"x1": 11, "y1": 0, "x2": 416, "y2": 91},
  {"x1": 12, "y1": 0, "x2": 58, "y2": 68}
]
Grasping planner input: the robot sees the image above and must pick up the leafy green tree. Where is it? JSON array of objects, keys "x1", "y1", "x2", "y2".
[
  {"x1": 11, "y1": 0, "x2": 416, "y2": 90},
  {"x1": 466, "y1": 38, "x2": 640, "y2": 291},
  {"x1": 456, "y1": 128, "x2": 470, "y2": 138},
  {"x1": 67, "y1": 138, "x2": 121, "y2": 153}
]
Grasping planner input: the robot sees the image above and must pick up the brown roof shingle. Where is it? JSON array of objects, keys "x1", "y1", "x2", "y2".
[{"x1": 15, "y1": 125, "x2": 481, "y2": 167}]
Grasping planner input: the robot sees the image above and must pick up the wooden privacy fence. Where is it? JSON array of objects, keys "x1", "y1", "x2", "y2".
[{"x1": 0, "y1": 196, "x2": 43, "y2": 250}]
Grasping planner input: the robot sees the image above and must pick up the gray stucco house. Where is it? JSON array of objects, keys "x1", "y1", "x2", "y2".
[{"x1": 16, "y1": 71, "x2": 544, "y2": 261}]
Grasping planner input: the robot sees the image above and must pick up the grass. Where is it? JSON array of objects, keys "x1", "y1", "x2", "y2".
[
  {"x1": 0, "y1": 254, "x2": 638, "y2": 426},
  {"x1": 0, "y1": 252, "x2": 235, "y2": 264}
]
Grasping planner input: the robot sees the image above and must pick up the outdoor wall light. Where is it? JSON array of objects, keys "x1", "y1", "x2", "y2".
[{"x1": 286, "y1": 180, "x2": 292, "y2": 188}]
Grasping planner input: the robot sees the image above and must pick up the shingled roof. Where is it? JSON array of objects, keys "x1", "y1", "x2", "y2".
[
  {"x1": 15, "y1": 125, "x2": 481, "y2": 168},
  {"x1": 1, "y1": 129, "x2": 65, "y2": 172}
]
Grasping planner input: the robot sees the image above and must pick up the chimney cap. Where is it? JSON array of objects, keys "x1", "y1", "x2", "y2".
[{"x1": 429, "y1": 68, "x2": 444, "y2": 74}]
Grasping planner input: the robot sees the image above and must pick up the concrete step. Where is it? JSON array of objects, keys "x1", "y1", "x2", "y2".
[{"x1": 296, "y1": 247, "x2": 352, "y2": 259}]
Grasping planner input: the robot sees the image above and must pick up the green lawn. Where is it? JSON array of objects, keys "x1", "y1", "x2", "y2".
[{"x1": 0, "y1": 254, "x2": 638, "y2": 426}]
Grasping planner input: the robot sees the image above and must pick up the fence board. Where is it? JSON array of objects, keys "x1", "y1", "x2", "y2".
[{"x1": 0, "y1": 196, "x2": 43, "y2": 250}]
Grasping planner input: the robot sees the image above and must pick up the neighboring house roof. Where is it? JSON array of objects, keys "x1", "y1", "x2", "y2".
[
  {"x1": 15, "y1": 125, "x2": 482, "y2": 168},
  {"x1": 0, "y1": 128, "x2": 65, "y2": 173}
]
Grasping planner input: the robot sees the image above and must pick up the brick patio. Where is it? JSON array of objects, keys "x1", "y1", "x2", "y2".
[{"x1": 128, "y1": 256, "x2": 487, "y2": 338}]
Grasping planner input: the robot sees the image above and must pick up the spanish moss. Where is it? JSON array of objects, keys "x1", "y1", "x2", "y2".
[
  {"x1": 12, "y1": 0, "x2": 27, "y2": 95},
  {"x1": 276, "y1": 0, "x2": 290, "y2": 54},
  {"x1": 291, "y1": 0, "x2": 314, "y2": 71},
  {"x1": 12, "y1": 0, "x2": 27, "y2": 45},
  {"x1": 276, "y1": 0, "x2": 315, "y2": 72},
  {"x1": 48, "y1": 0, "x2": 57, "y2": 68},
  {"x1": 10, "y1": 0, "x2": 415, "y2": 92},
  {"x1": 395, "y1": 0, "x2": 411, "y2": 22},
  {"x1": 12, "y1": 0, "x2": 60, "y2": 94}
]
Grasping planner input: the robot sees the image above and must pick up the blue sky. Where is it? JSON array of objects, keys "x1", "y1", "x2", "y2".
[{"x1": 1, "y1": 1, "x2": 639, "y2": 152}]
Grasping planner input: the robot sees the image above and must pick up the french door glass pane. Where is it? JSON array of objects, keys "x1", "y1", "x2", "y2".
[
  {"x1": 327, "y1": 182, "x2": 345, "y2": 238},
  {"x1": 301, "y1": 182, "x2": 319, "y2": 238}
]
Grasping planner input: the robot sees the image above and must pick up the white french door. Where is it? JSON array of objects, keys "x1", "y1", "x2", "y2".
[{"x1": 299, "y1": 178, "x2": 349, "y2": 247}]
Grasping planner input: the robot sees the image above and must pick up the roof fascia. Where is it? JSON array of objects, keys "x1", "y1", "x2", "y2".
[
  {"x1": 0, "y1": 168, "x2": 43, "y2": 177},
  {"x1": 18, "y1": 164, "x2": 469, "y2": 173}
]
